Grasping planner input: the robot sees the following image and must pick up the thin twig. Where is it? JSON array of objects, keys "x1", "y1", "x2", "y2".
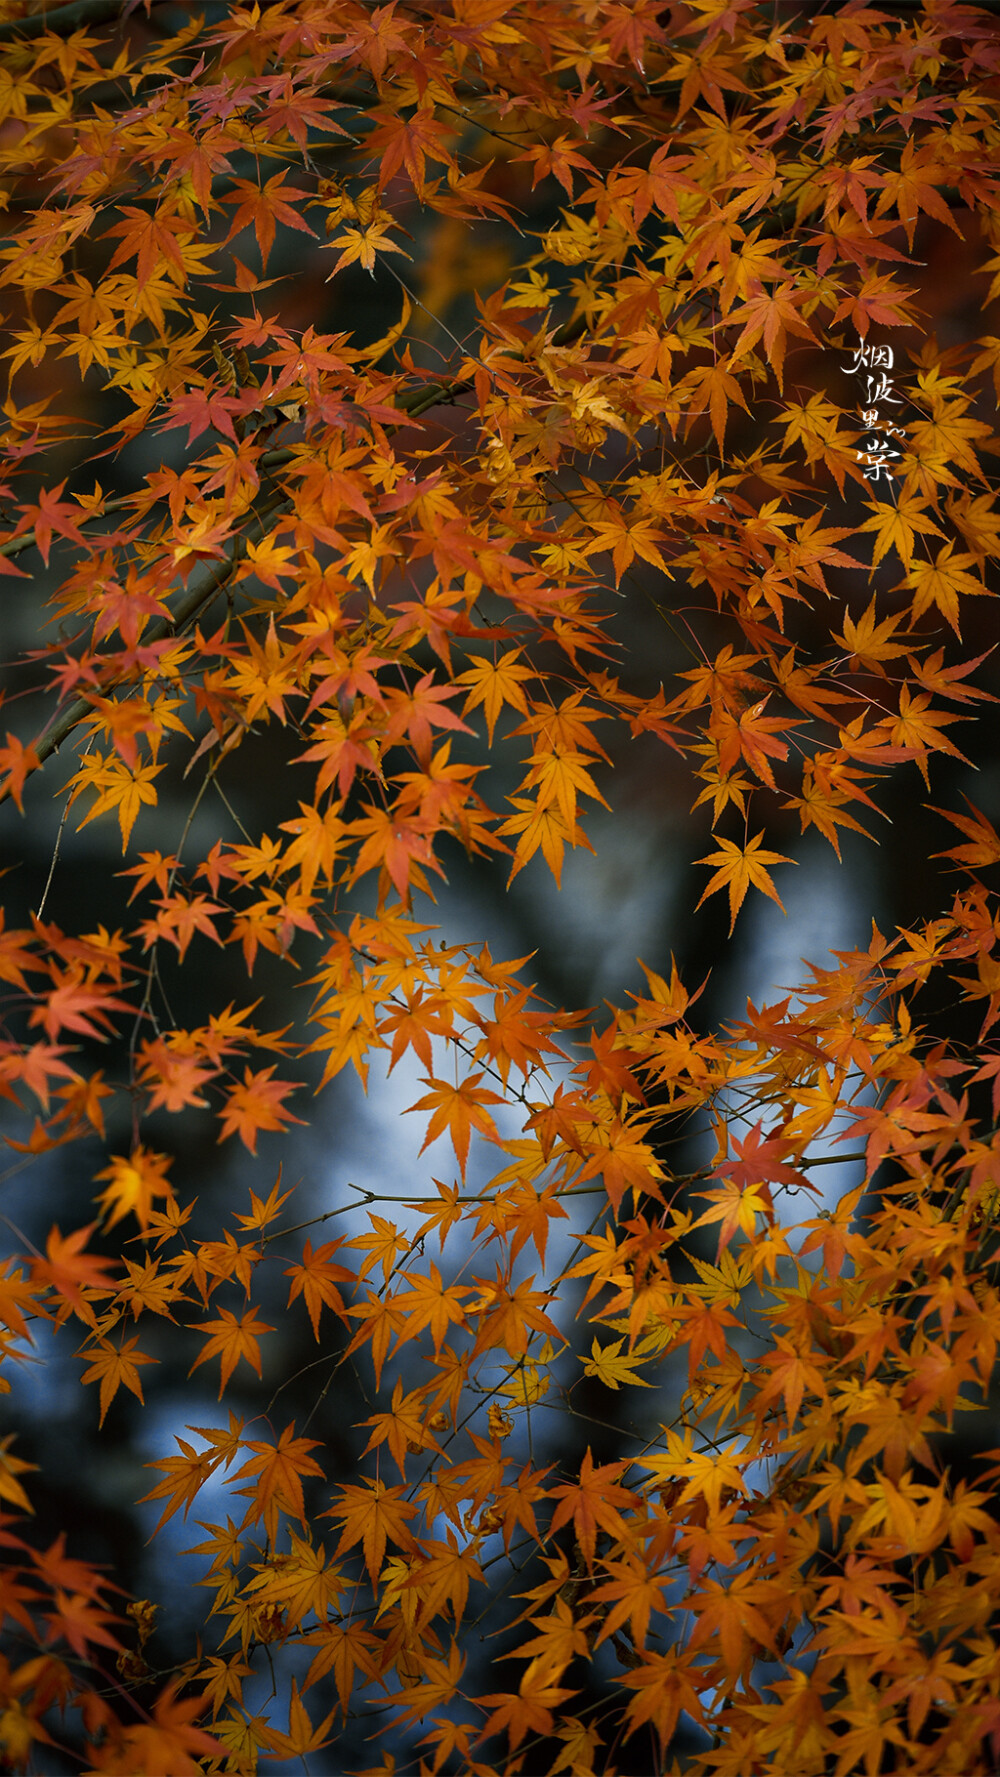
[{"x1": 34, "y1": 745, "x2": 82, "y2": 917}]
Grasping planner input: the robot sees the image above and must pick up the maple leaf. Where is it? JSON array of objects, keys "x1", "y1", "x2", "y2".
[
  {"x1": 727, "y1": 279, "x2": 818, "y2": 391},
  {"x1": 872, "y1": 138, "x2": 963, "y2": 249},
  {"x1": 752, "y1": 1335, "x2": 828, "y2": 1427},
  {"x1": 326, "y1": 220, "x2": 412, "y2": 277},
  {"x1": 0, "y1": 731, "x2": 40, "y2": 812},
  {"x1": 46, "y1": 1587, "x2": 123, "y2": 1658},
  {"x1": 19, "y1": 479, "x2": 89, "y2": 566},
  {"x1": 377, "y1": 985, "x2": 452, "y2": 1075},
  {"x1": 230, "y1": 1174, "x2": 295, "y2": 1234},
  {"x1": 302, "y1": 1618, "x2": 381, "y2": 1715},
  {"x1": 691, "y1": 1567, "x2": 784, "y2": 1676},
  {"x1": 502, "y1": 1182, "x2": 569, "y2": 1266},
  {"x1": 93, "y1": 1145, "x2": 173, "y2": 1232},
  {"x1": 547, "y1": 1447, "x2": 638, "y2": 1571},
  {"x1": 909, "y1": 646, "x2": 997, "y2": 708},
  {"x1": 858, "y1": 493, "x2": 945, "y2": 571},
  {"x1": 931, "y1": 801, "x2": 1000, "y2": 872},
  {"x1": 361, "y1": 1378, "x2": 445, "y2": 1477},
  {"x1": 0, "y1": 1435, "x2": 36, "y2": 1514},
  {"x1": 640, "y1": 1433, "x2": 750, "y2": 1517},
  {"x1": 162, "y1": 382, "x2": 244, "y2": 447},
  {"x1": 834, "y1": 598, "x2": 911, "y2": 673},
  {"x1": 456, "y1": 648, "x2": 536, "y2": 744},
  {"x1": 112, "y1": 1683, "x2": 223, "y2": 1776},
  {"x1": 0, "y1": 1261, "x2": 44, "y2": 1344},
  {"x1": 217, "y1": 1066, "x2": 305, "y2": 1154},
  {"x1": 583, "y1": 1335, "x2": 654, "y2": 1390},
  {"x1": 263, "y1": 1677, "x2": 336, "y2": 1761},
  {"x1": 583, "y1": 503, "x2": 672, "y2": 585},
  {"x1": 79, "y1": 1335, "x2": 157, "y2": 1427},
  {"x1": 478, "y1": 1666, "x2": 579, "y2": 1749},
  {"x1": 576, "y1": 1112, "x2": 666, "y2": 1216},
  {"x1": 382, "y1": 672, "x2": 475, "y2": 765},
  {"x1": 394, "y1": 1262, "x2": 470, "y2": 1354},
  {"x1": 325, "y1": 1478, "x2": 418, "y2": 1581},
  {"x1": 620, "y1": 1645, "x2": 706, "y2": 1751},
  {"x1": 880, "y1": 686, "x2": 970, "y2": 788},
  {"x1": 715, "y1": 698, "x2": 799, "y2": 790},
  {"x1": 66, "y1": 751, "x2": 164, "y2": 851},
  {"x1": 224, "y1": 173, "x2": 315, "y2": 269},
  {"x1": 506, "y1": 1592, "x2": 594, "y2": 1674},
  {"x1": 499, "y1": 795, "x2": 595, "y2": 888},
  {"x1": 140, "y1": 1417, "x2": 243, "y2": 1535},
  {"x1": 32, "y1": 1224, "x2": 117, "y2": 1327},
  {"x1": 408, "y1": 1072, "x2": 504, "y2": 1179},
  {"x1": 284, "y1": 1239, "x2": 353, "y2": 1338},
  {"x1": 680, "y1": 358, "x2": 751, "y2": 453},
  {"x1": 136, "y1": 1039, "x2": 215, "y2": 1115},
  {"x1": 189, "y1": 1305, "x2": 275, "y2": 1399},
  {"x1": 695, "y1": 832, "x2": 796, "y2": 932},
  {"x1": 716, "y1": 1120, "x2": 813, "y2": 1197},
  {"x1": 406, "y1": 1532, "x2": 484, "y2": 1632},
  {"x1": 27, "y1": 965, "x2": 132, "y2": 1043},
  {"x1": 516, "y1": 135, "x2": 593, "y2": 199},
  {"x1": 798, "y1": 1186, "x2": 865, "y2": 1281},
  {"x1": 591, "y1": 1550, "x2": 674, "y2": 1650},
  {"x1": 137, "y1": 891, "x2": 225, "y2": 962},
  {"x1": 387, "y1": 1638, "x2": 467, "y2": 1727},
  {"x1": 232, "y1": 1424, "x2": 325, "y2": 1541},
  {"x1": 903, "y1": 541, "x2": 990, "y2": 636},
  {"x1": 349, "y1": 1213, "x2": 410, "y2": 1286},
  {"x1": 348, "y1": 803, "x2": 446, "y2": 900},
  {"x1": 468, "y1": 1271, "x2": 563, "y2": 1358}
]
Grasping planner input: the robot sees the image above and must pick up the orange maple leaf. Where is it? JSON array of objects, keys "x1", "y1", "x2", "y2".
[
  {"x1": 478, "y1": 1666, "x2": 579, "y2": 1749},
  {"x1": 112, "y1": 1683, "x2": 223, "y2": 1775},
  {"x1": 408, "y1": 1072, "x2": 505, "y2": 1179},
  {"x1": 325, "y1": 1478, "x2": 418, "y2": 1581},
  {"x1": 284, "y1": 1239, "x2": 353, "y2": 1338},
  {"x1": 217, "y1": 1066, "x2": 304, "y2": 1153},
  {"x1": 79, "y1": 1335, "x2": 157, "y2": 1427},
  {"x1": 188, "y1": 1304, "x2": 275, "y2": 1398},
  {"x1": 31, "y1": 1223, "x2": 117, "y2": 1326},
  {"x1": 232, "y1": 1423, "x2": 325, "y2": 1540},
  {"x1": 547, "y1": 1447, "x2": 639, "y2": 1571}
]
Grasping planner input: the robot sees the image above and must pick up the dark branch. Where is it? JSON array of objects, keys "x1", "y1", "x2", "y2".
[
  {"x1": 0, "y1": 1, "x2": 153, "y2": 44},
  {"x1": 16, "y1": 491, "x2": 292, "y2": 790}
]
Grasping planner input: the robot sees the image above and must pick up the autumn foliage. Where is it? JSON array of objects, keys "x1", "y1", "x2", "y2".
[{"x1": 4, "y1": 0, "x2": 1000, "y2": 1771}]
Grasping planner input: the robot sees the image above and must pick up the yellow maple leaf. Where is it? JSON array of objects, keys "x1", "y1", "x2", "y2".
[
  {"x1": 834, "y1": 598, "x2": 911, "y2": 673},
  {"x1": 582, "y1": 1335, "x2": 654, "y2": 1390},
  {"x1": 858, "y1": 492, "x2": 944, "y2": 569},
  {"x1": 94, "y1": 1144, "x2": 174, "y2": 1232},
  {"x1": 903, "y1": 541, "x2": 990, "y2": 636},
  {"x1": 456, "y1": 649, "x2": 536, "y2": 745},
  {"x1": 695, "y1": 831, "x2": 796, "y2": 932},
  {"x1": 66, "y1": 750, "x2": 164, "y2": 851}
]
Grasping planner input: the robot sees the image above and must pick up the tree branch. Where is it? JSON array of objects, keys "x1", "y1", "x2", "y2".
[
  {"x1": 0, "y1": 1, "x2": 142, "y2": 42},
  {"x1": 2, "y1": 489, "x2": 291, "y2": 802}
]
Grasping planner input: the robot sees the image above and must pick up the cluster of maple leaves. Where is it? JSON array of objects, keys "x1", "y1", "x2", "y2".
[{"x1": 1, "y1": 0, "x2": 1000, "y2": 1772}]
